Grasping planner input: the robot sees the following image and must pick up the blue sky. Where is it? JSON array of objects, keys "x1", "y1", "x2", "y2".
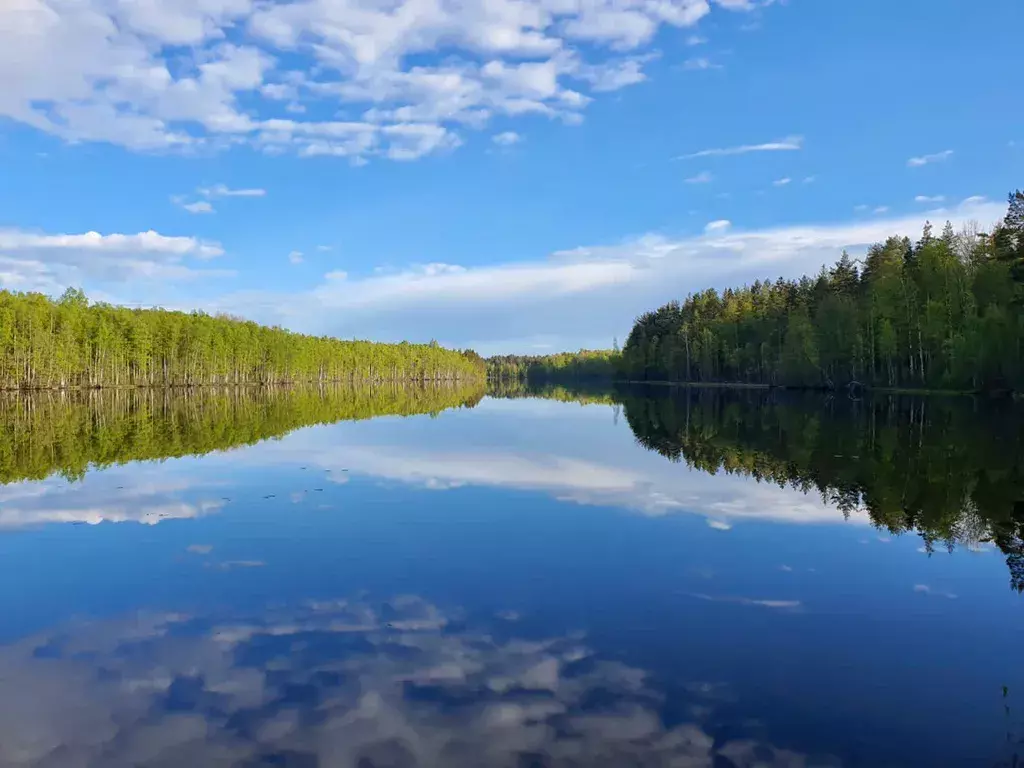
[{"x1": 0, "y1": 0, "x2": 1021, "y2": 354}]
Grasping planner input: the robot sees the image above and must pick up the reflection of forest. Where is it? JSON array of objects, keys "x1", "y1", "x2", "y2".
[
  {"x1": 615, "y1": 386, "x2": 1024, "y2": 592},
  {"x1": 0, "y1": 383, "x2": 484, "y2": 485},
  {"x1": 485, "y1": 378, "x2": 618, "y2": 405}
]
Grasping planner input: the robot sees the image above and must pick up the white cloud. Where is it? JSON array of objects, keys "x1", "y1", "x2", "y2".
[
  {"x1": 873, "y1": 206, "x2": 890, "y2": 214},
  {"x1": 182, "y1": 200, "x2": 215, "y2": 214},
  {"x1": 802, "y1": 176, "x2": 816, "y2": 184},
  {"x1": 915, "y1": 195, "x2": 945, "y2": 203},
  {"x1": 492, "y1": 131, "x2": 522, "y2": 146},
  {"x1": 575, "y1": 57, "x2": 651, "y2": 92},
  {"x1": 199, "y1": 184, "x2": 268, "y2": 198},
  {"x1": 713, "y1": 0, "x2": 757, "y2": 8},
  {"x1": 288, "y1": 250, "x2": 304, "y2": 265},
  {"x1": 772, "y1": 177, "x2": 791, "y2": 186},
  {"x1": 704, "y1": 219, "x2": 731, "y2": 232},
  {"x1": 0, "y1": 0, "x2": 771, "y2": 162},
  {"x1": 686, "y1": 34, "x2": 708, "y2": 45},
  {"x1": 683, "y1": 57, "x2": 721, "y2": 70},
  {"x1": 0, "y1": 227, "x2": 229, "y2": 294},
  {"x1": 0, "y1": 229, "x2": 222, "y2": 258},
  {"x1": 677, "y1": 135, "x2": 803, "y2": 160},
  {"x1": 685, "y1": 171, "x2": 714, "y2": 184},
  {"x1": 907, "y1": 149, "x2": 953, "y2": 167},
  {"x1": 707, "y1": 519, "x2": 732, "y2": 530}
]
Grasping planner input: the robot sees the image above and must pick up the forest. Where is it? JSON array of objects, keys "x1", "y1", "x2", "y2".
[
  {"x1": 486, "y1": 377, "x2": 619, "y2": 405},
  {"x1": 486, "y1": 349, "x2": 619, "y2": 382},
  {"x1": 621, "y1": 191, "x2": 1024, "y2": 392},
  {"x1": 617, "y1": 386, "x2": 1024, "y2": 591},
  {"x1": 0, "y1": 382, "x2": 484, "y2": 485},
  {"x1": 0, "y1": 289, "x2": 485, "y2": 390}
]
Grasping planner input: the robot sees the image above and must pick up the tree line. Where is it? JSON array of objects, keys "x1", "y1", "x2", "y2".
[
  {"x1": 486, "y1": 349, "x2": 619, "y2": 383},
  {"x1": 0, "y1": 289, "x2": 485, "y2": 390},
  {"x1": 0, "y1": 382, "x2": 484, "y2": 485},
  {"x1": 617, "y1": 386, "x2": 1024, "y2": 592},
  {"x1": 486, "y1": 377, "x2": 619, "y2": 405},
  {"x1": 621, "y1": 191, "x2": 1024, "y2": 392}
]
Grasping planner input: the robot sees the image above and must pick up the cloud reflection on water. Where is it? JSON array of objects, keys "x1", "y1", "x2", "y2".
[
  {"x1": 0, "y1": 397, "x2": 866, "y2": 532},
  {"x1": 0, "y1": 596, "x2": 836, "y2": 767}
]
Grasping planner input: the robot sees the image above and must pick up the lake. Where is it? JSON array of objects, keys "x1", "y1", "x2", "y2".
[{"x1": 1, "y1": 384, "x2": 1023, "y2": 767}]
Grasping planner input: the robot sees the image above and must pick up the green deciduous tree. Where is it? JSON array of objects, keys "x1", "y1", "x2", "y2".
[{"x1": 0, "y1": 294, "x2": 486, "y2": 390}]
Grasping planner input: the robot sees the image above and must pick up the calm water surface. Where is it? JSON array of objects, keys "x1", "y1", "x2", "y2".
[{"x1": 1, "y1": 385, "x2": 1023, "y2": 767}]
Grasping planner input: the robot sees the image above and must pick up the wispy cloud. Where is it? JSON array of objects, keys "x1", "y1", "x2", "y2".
[
  {"x1": 802, "y1": 176, "x2": 816, "y2": 184},
  {"x1": 704, "y1": 219, "x2": 732, "y2": 233},
  {"x1": 199, "y1": 184, "x2": 268, "y2": 199},
  {"x1": 288, "y1": 250, "x2": 304, "y2": 265},
  {"x1": 492, "y1": 131, "x2": 522, "y2": 146},
  {"x1": 772, "y1": 177, "x2": 791, "y2": 187},
  {"x1": 913, "y1": 584, "x2": 957, "y2": 599},
  {"x1": 907, "y1": 149, "x2": 953, "y2": 167},
  {"x1": 685, "y1": 171, "x2": 714, "y2": 184},
  {"x1": 873, "y1": 206, "x2": 890, "y2": 214},
  {"x1": 683, "y1": 57, "x2": 722, "y2": 71},
  {"x1": 690, "y1": 593, "x2": 802, "y2": 610},
  {"x1": 677, "y1": 135, "x2": 803, "y2": 160},
  {"x1": 182, "y1": 201, "x2": 214, "y2": 215},
  {"x1": 686, "y1": 34, "x2": 708, "y2": 45},
  {"x1": 173, "y1": 184, "x2": 265, "y2": 213},
  {"x1": 915, "y1": 195, "x2": 945, "y2": 203}
]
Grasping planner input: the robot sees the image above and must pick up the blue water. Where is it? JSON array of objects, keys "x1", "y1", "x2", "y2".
[{"x1": 0, "y1": 395, "x2": 1020, "y2": 766}]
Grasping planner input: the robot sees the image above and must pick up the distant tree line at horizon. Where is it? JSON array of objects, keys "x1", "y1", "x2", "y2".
[
  {"x1": 485, "y1": 349, "x2": 619, "y2": 383},
  {"x1": 621, "y1": 191, "x2": 1024, "y2": 392},
  {"x1": 0, "y1": 382, "x2": 484, "y2": 485},
  {"x1": 0, "y1": 289, "x2": 485, "y2": 390},
  {"x1": 486, "y1": 377, "x2": 619, "y2": 405}
]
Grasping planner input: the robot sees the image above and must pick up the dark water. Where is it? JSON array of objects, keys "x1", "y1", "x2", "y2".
[{"x1": 1, "y1": 384, "x2": 1023, "y2": 767}]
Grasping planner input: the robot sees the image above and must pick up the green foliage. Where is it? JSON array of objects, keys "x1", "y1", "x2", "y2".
[
  {"x1": 0, "y1": 383, "x2": 484, "y2": 485},
  {"x1": 486, "y1": 349, "x2": 621, "y2": 383},
  {"x1": 486, "y1": 378, "x2": 619, "y2": 405},
  {"x1": 618, "y1": 386, "x2": 1024, "y2": 592},
  {"x1": 621, "y1": 191, "x2": 1024, "y2": 392},
  {"x1": 0, "y1": 291, "x2": 485, "y2": 389}
]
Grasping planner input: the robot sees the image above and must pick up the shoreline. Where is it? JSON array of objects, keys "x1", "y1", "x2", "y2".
[
  {"x1": 0, "y1": 378, "x2": 484, "y2": 393},
  {"x1": 495, "y1": 377, "x2": 1018, "y2": 398}
]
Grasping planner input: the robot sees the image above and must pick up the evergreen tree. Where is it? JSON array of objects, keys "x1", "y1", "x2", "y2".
[{"x1": 619, "y1": 190, "x2": 1024, "y2": 392}]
